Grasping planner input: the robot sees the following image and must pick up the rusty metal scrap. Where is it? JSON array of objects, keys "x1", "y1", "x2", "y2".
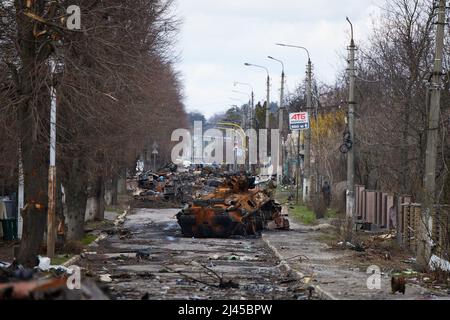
[
  {"x1": 177, "y1": 175, "x2": 289, "y2": 238},
  {"x1": 0, "y1": 277, "x2": 67, "y2": 300}
]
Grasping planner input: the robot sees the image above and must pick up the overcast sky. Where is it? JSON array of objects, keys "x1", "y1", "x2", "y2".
[{"x1": 174, "y1": 0, "x2": 385, "y2": 118}]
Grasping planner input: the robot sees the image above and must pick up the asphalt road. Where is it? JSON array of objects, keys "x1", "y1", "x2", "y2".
[{"x1": 78, "y1": 208, "x2": 310, "y2": 300}]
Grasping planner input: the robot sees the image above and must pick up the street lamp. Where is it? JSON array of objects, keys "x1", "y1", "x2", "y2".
[
  {"x1": 268, "y1": 56, "x2": 286, "y2": 185},
  {"x1": 229, "y1": 97, "x2": 247, "y2": 104},
  {"x1": 234, "y1": 81, "x2": 253, "y2": 92},
  {"x1": 276, "y1": 43, "x2": 310, "y2": 62},
  {"x1": 244, "y1": 63, "x2": 271, "y2": 129},
  {"x1": 268, "y1": 56, "x2": 284, "y2": 72},
  {"x1": 47, "y1": 57, "x2": 58, "y2": 258},
  {"x1": 276, "y1": 43, "x2": 312, "y2": 204},
  {"x1": 218, "y1": 121, "x2": 248, "y2": 172},
  {"x1": 234, "y1": 82, "x2": 255, "y2": 129},
  {"x1": 232, "y1": 90, "x2": 250, "y2": 99},
  {"x1": 232, "y1": 90, "x2": 252, "y2": 130},
  {"x1": 267, "y1": 56, "x2": 285, "y2": 133}
]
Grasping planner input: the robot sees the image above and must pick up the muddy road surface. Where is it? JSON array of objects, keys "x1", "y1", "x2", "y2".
[{"x1": 78, "y1": 208, "x2": 311, "y2": 300}]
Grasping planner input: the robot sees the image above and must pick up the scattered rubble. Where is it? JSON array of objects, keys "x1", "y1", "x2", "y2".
[
  {"x1": 130, "y1": 163, "x2": 290, "y2": 239},
  {"x1": 429, "y1": 255, "x2": 450, "y2": 272},
  {"x1": 99, "y1": 274, "x2": 113, "y2": 283},
  {"x1": 176, "y1": 174, "x2": 290, "y2": 238},
  {"x1": 0, "y1": 258, "x2": 108, "y2": 300},
  {"x1": 391, "y1": 276, "x2": 406, "y2": 295}
]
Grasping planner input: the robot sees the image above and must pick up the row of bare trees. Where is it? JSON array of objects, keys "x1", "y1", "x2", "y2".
[
  {"x1": 284, "y1": 0, "x2": 449, "y2": 210},
  {"x1": 0, "y1": 0, "x2": 187, "y2": 265},
  {"x1": 354, "y1": 0, "x2": 449, "y2": 203}
]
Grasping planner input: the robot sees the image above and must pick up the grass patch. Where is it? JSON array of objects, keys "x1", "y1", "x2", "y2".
[
  {"x1": 51, "y1": 254, "x2": 73, "y2": 265},
  {"x1": 105, "y1": 206, "x2": 123, "y2": 214},
  {"x1": 85, "y1": 219, "x2": 114, "y2": 230},
  {"x1": 290, "y1": 205, "x2": 316, "y2": 225},
  {"x1": 325, "y1": 209, "x2": 340, "y2": 219},
  {"x1": 81, "y1": 233, "x2": 97, "y2": 246}
]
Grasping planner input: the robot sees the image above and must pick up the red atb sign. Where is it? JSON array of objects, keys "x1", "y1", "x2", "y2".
[{"x1": 289, "y1": 112, "x2": 310, "y2": 130}]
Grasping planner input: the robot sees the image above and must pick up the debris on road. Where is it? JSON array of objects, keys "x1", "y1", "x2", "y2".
[
  {"x1": 176, "y1": 174, "x2": 289, "y2": 238},
  {"x1": 77, "y1": 208, "x2": 307, "y2": 300},
  {"x1": 391, "y1": 276, "x2": 406, "y2": 295},
  {"x1": 136, "y1": 249, "x2": 151, "y2": 260},
  {"x1": 168, "y1": 262, "x2": 240, "y2": 290},
  {"x1": 0, "y1": 258, "x2": 108, "y2": 300},
  {"x1": 99, "y1": 274, "x2": 113, "y2": 283},
  {"x1": 337, "y1": 241, "x2": 365, "y2": 252},
  {"x1": 429, "y1": 255, "x2": 450, "y2": 272}
]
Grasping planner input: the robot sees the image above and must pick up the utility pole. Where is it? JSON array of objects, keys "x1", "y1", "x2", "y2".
[
  {"x1": 232, "y1": 90, "x2": 251, "y2": 130},
  {"x1": 234, "y1": 134, "x2": 238, "y2": 173},
  {"x1": 244, "y1": 63, "x2": 270, "y2": 129},
  {"x1": 275, "y1": 43, "x2": 312, "y2": 203},
  {"x1": 250, "y1": 91, "x2": 255, "y2": 128},
  {"x1": 296, "y1": 131, "x2": 302, "y2": 204},
  {"x1": 268, "y1": 56, "x2": 285, "y2": 184},
  {"x1": 244, "y1": 63, "x2": 270, "y2": 176},
  {"x1": 47, "y1": 58, "x2": 57, "y2": 258},
  {"x1": 266, "y1": 74, "x2": 271, "y2": 129},
  {"x1": 279, "y1": 70, "x2": 285, "y2": 185},
  {"x1": 234, "y1": 82, "x2": 254, "y2": 171},
  {"x1": 279, "y1": 70, "x2": 285, "y2": 134},
  {"x1": 420, "y1": 0, "x2": 446, "y2": 267},
  {"x1": 346, "y1": 17, "x2": 357, "y2": 220},
  {"x1": 233, "y1": 82, "x2": 254, "y2": 129},
  {"x1": 249, "y1": 91, "x2": 255, "y2": 172},
  {"x1": 303, "y1": 58, "x2": 312, "y2": 204}
]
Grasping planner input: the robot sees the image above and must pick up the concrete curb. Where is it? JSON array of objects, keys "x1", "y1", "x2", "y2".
[
  {"x1": 63, "y1": 207, "x2": 130, "y2": 267},
  {"x1": 262, "y1": 234, "x2": 338, "y2": 301}
]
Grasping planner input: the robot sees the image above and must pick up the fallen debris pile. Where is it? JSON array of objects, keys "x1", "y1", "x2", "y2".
[
  {"x1": 132, "y1": 164, "x2": 223, "y2": 207},
  {"x1": 177, "y1": 174, "x2": 289, "y2": 238},
  {"x1": 0, "y1": 257, "x2": 108, "y2": 300}
]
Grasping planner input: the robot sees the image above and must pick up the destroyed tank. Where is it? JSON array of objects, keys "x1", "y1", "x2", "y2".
[{"x1": 176, "y1": 175, "x2": 289, "y2": 238}]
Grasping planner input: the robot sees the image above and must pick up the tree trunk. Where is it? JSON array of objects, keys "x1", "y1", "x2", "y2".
[
  {"x1": 60, "y1": 154, "x2": 89, "y2": 241},
  {"x1": 56, "y1": 182, "x2": 65, "y2": 246},
  {"x1": 17, "y1": 110, "x2": 49, "y2": 266},
  {"x1": 93, "y1": 176, "x2": 105, "y2": 221},
  {"x1": 444, "y1": 171, "x2": 450, "y2": 205},
  {"x1": 17, "y1": 174, "x2": 48, "y2": 267},
  {"x1": 65, "y1": 188, "x2": 87, "y2": 241},
  {"x1": 117, "y1": 168, "x2": 127, "y2": 195},
  {"x1": 15, "y1": 0, "x2": 52, "y2": 267},
  {"x1": 400, "y1": 103, "x2": 410, "y2": 195},
  {"x1": 111, "y1": 175, "x2": 118, "y2": 206}
]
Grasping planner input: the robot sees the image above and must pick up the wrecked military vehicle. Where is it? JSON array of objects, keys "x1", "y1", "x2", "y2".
[{"x1": 176, "y1": 175, "x2": 289, "y2": 238}]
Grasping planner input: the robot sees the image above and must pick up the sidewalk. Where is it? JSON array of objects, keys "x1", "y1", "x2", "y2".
[{"x1": 263, "y1": 217, "x2": 449, "y2": 300}]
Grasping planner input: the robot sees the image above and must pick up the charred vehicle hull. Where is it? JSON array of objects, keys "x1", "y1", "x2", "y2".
[{"x1": 177, "y1": 175, "x2": 289, "y2": 238}]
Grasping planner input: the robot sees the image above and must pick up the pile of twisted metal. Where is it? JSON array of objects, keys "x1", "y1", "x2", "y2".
[{"x1": 177, "y1": 174, "x2": 290, "y2": 238}]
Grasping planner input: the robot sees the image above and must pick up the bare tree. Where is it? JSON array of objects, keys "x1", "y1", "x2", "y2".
[{"x1": 0, "y1": 0, "x2": 187, "y2": 264}]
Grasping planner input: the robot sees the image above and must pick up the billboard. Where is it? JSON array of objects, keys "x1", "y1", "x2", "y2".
[{"x1": 289, "y1": 112, "x2": 310, "y2": 130}]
